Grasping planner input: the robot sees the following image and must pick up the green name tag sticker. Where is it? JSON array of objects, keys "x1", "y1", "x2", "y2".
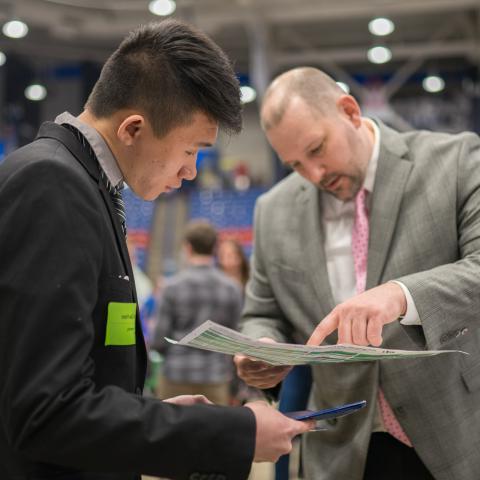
[{"x1": 105, "y1": 302, "x2": 136, "y2": 346}]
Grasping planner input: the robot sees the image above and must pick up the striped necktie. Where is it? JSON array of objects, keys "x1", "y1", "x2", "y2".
[{"x1": 62, "y1": 123, "x2": 127, "y2": 237}]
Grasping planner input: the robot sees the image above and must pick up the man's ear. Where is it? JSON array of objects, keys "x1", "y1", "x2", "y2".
[
  {"x1": 337, "y1": 95, "x2": 362, "y2": 128},
  {"x1": 117, "y1": 114, "x2": 145, "y2": 146}
]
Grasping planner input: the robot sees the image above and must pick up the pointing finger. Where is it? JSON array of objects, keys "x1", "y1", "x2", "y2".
[{"x1": 307, "y1": 313, "x2": 339, "y2": 346}]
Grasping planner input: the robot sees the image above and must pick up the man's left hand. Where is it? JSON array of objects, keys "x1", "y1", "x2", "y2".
[
  {"x1": 163, "y1": 395, "x2": 213, "y2": 406},
  {"x1": 307, "y1": 282, "x2": 407, "y2": 347}
]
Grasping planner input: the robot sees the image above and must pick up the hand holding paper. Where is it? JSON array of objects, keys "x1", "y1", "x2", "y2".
[{"x1": 234, "y1": 337, "x2": 292, "y2": 389}]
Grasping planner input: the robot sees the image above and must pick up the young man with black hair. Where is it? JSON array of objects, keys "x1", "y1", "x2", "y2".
[{"x1": 0, "y1": 20, "x2": 311, "y2": 480}]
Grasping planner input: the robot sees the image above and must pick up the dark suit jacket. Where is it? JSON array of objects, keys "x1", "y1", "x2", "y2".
[{"x1": 0, "y1": 122, "x2": 255, "y2": 480}]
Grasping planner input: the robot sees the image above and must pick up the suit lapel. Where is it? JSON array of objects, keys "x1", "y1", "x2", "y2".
[
  {"x1": 98, "y1": 185, "x2": 136, "y2": 297},
  {"x1": 297, "y1": 182, "x2": 336, "y2": 318},
  {"x1": 36, "y1": 122, "x2": 137, "y2": 303},
  {"x1": 37, "y1": 122, "x2": 100, "y2": 181},
  {"x1": 367, "y1": 123, "x2": 413, "y2": 288},
  {"x1": 98, "y1": 187, "x2": 145, "y2": 368},
  {"x1": 37, "y1": 122, "x2": 146, "y2": 378}
]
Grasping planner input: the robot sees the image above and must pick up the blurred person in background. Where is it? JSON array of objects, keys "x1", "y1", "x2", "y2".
[
  {"x1": 217, "y1": 238, "x2": 250, "y2": 289},
  {"x1": 0, "y1": 20, "x2": 313, "y2": 480},
  {"x1": 217, "y1": 238, "x2": 265, "y2": 406},
  {"x1": 127, "y1": 238, "x2": 156, "y2": 344},
  {"x1": 235, "y1": 67, "x2": 480, "y2": 480},
  {"x1": 152, "y1": 221, "x2": 242, "y2": 406}
]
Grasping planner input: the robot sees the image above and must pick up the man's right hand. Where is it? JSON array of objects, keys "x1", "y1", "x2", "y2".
[
  {"x1": 245, "y1": 401, "x2": 314, "y2": 462},
  {"x1": 234, "y1": 337, "x2": 292, "y2": 389}
]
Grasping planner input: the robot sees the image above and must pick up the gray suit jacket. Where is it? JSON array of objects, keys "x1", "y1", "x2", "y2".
[{"x1": 241, "y1": 121, "x2": 480, "y2": 480}]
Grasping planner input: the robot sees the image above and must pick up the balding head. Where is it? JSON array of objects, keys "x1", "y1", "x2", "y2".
[{"x1": 261, "y1": 67, "x2": 345, "y2": 131}]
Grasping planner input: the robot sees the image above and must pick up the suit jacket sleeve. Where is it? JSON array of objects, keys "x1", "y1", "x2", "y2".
[
  {"x1": 396, "y1": 133, "x2": 480, "y2": 350},
  {"x1": 0, "y1": 153, "x2": 255, "y2": 480},
  {"x1": 240, "y1": 197, "x2": 295, "y2": 342}
]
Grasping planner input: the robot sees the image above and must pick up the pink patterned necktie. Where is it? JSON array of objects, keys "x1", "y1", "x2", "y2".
[{"x1": 352, "y1": 188, "x2": 412, "y2": 447}]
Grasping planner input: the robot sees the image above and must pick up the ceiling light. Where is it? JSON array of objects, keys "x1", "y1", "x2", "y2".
[
  {"x1": 367, "y1": 46, "x2": 392, "y2": 64},
  {"x1": 240, "y1": 85, "x2": 257, "y2": 104},
  {"x1": 25, "y1": 84, "x2": 47, "y2": 101},
  {"x1": 368, "y1": 17, "x2": 395, "y2": 36},
  {"x1": 0, "y1": 52, "x2": 6, "y2": 66},
  {"x1": 422, "y1": 75, "x2": 445, "y2": 93},
  {"x1": 336, "y1": 81, "x2": 350, "y2": 94},
  {"x1": 149, "y1": 0, "x2": 176, "y2": 16},
  {"x1": 3, "y1": 20, "x2": 29, "y2": 39}
]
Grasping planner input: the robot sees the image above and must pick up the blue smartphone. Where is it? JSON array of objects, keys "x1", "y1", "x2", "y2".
[{"x1": 284, "y1": 400, "x2": 367, "y2": 421}]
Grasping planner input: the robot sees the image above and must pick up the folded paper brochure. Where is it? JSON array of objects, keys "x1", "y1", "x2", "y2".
[{"x1": 165, "y1": 320, "x2": 466, "y2": 365}]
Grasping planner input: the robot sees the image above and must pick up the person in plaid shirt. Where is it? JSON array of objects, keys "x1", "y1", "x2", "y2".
[{"x1": 153, "y1": 220, "x2": 242, "y2": 405}]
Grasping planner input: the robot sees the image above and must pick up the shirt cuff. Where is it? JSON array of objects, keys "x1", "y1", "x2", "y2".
[{"x1": 391, "y1": 281, "x2": 421, "y2": 325}]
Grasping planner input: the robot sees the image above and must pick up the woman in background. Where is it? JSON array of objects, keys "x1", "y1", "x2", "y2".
[
  {"x1": 217, "y1": 239, "x2": 262, "y2": 406},
  {"x1": 217, "y1": 238, "x2": 249, "y2": 289}
]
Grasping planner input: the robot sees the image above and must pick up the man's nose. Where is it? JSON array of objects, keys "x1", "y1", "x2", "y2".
[
  {"x1": 308, "y1": 164, "x2": 326, "y2": 184},
  {"x1": 179, "y1": 164, "x2": 197, "y2": 181}
]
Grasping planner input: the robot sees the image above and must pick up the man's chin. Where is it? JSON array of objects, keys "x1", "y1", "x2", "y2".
[
  {"x1": 138, "y1": 188, "x2": 160, "y2": 201},
  {"x1": 319, "y1": 186, "x2": 354, "y2": 202}
]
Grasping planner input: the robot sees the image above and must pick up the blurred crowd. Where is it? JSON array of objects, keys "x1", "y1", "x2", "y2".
[{"x1": 129, "y1": 225, "x2": 263, "y2": 407}]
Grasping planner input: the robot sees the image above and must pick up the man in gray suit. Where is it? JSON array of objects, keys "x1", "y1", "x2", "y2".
[{"x1": 235, "y1": 67, "x2": 480, "y2": 480}]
